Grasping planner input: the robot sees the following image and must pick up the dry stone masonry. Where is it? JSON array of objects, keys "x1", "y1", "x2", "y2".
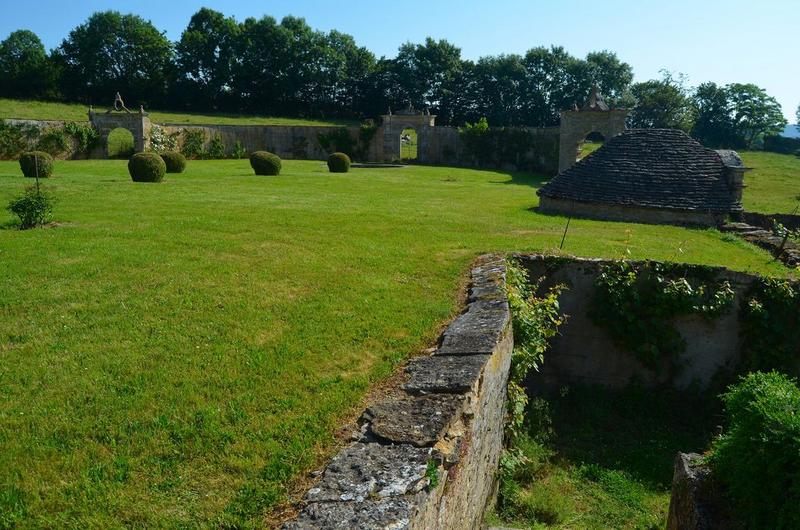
[{"x1": 283, "y1": 256, "x2": 513, "y2": 529}]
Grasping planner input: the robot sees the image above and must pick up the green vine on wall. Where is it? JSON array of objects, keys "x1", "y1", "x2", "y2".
[
  {"x1": 458, "y1": 117, "x2": 559, "y2": 172},
  {"x1": 504, "y1": 259, "x2": 566, "y2": 444},
  {"x1": 589, "y1": 262, "x2": 735, "y2": 374},
  {"x1": 317, "y1": 123, "x2": 376, "y2": 161},
  {"x1": 739, "y1": 278, "x2": 800, "y2": 375}
]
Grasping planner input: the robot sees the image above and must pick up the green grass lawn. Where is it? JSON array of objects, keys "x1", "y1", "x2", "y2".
[
  {"x1": 0, "y1": 98, "x2": 356, "y2": 127},
  {"x1": 400, "y1": 128, "x2": 418, "y2": 160},
  {"x1": 0, "y1": 159, "x2": 790, "y2": 528},
  {"x1": 741, "y1": 151, "x2": 800, "y2": 214},
  {"x1": 490, "y1": 387, "x2": 714, "y2": 529}
]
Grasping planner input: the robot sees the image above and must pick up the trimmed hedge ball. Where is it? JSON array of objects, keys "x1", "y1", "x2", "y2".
[
  {"x1": 19, "y1": 151, "x2": 54, "y2": 179},
  {"x1": 160, "y1": 151, "x2": 187, "y2": 173},
  {"x1": 128, "y1": 152, "x2": 166, "y2": 183},
  {"x1": 327, "y1": 152, "x2": 351, "y2": 173},
  {"x1": 249, "y1": 151, "x2": 282, "y2": 176}
]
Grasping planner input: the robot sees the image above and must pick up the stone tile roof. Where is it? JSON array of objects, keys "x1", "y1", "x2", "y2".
[{"x1": 538, "y1": 129, "x2": 742, "y2": 213}]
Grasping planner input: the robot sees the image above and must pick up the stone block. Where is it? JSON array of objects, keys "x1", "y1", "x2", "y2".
[
  {"x1": 403, "y1": 354, "x2": 490, "y2": 395},
  {"x1": 363, "y1": 394, "x2": 465, "y2": 447},
  {"x1": 283, "y1": 497, "x2": 414, "y2": 530}
]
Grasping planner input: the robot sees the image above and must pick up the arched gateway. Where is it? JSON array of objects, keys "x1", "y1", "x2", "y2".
[
  {"x1": 558, "y1": 87, "x2": 629, "y2": 172},
  {"x1": 88, "y1": 94, "x2": 152, "y2": 157},
  {"x1": 380, "y1": 105, "x2": 436, "y2": 163}
]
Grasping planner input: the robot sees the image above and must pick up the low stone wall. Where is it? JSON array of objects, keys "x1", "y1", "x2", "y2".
[
  {"x1": 517, "y1": 254, "x2": 759, "y2": 389},
  {"x1": 666, "y1": 453, "x2": 738, "y2": 529},
  {"x1": 743, "y1": 210, "x2": 800, "y2": 232},
  {"x1": 538, "y1": 196, "x2": 726, "y2": 227},
  {"x1": 283, "y1": 256, "x2": 512, "y2": 529},
  {"x1": 721, "y1": 222, "x2": 800, "y2": 268}
]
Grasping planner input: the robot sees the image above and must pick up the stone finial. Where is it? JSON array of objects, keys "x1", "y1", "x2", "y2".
[{"x1": 582, "y1": 85, "x2": 610, "y2": 111}]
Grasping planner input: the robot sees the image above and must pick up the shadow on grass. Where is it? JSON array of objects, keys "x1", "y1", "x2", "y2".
[
  {"x1": 546, "y1": 384, "x2": 717, "y2": 488},
  {"x1": 488, "y1": 170, "x2": 550, "y2": 188}
]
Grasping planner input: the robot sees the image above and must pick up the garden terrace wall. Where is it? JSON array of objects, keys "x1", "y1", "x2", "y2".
[
  {"x1": 283, "y1": 256, "x2": 512, "y2": 530},
  {"x1": 517, "y1": 254, "x2": 761, "y2": 389}
]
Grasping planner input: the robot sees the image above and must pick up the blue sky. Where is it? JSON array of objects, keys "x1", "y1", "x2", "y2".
[{"x1": 1, "y1": 0, "x2": 797, "y2": 121}]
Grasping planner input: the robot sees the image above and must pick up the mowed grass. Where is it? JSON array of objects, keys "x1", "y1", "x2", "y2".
[
  {"x1": 0, "y1": 98, "x2": 356, "y2": 127},
  {"x1": 740, "y1": 151, "x2": 800, "y2": 214},
  {"x1": 0, "y1": 159, "x2": 790, "y2": 528},
  {"x1": 491, "y1": 387, "x2": 714, "y2": 529}
]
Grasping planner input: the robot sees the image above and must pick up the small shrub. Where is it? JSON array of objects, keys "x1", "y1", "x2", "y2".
[
  {"x1": 128, "y1": 152, "x2": 166, "y2": 183},
  {"x1": 249, "y1": 151, "x2": 281, "y2": 176},
  {"x1": 327, "y1": 152, "x2": 351, "y2": 173},
  {"x1": 181, "y1": 129, "x2": 205, "y2": 159},
  {"x1": 205, "y1": 134, "x2": 226, "y2": 159},
  {"x1": 19, "y1": 151, "x2": 54, "y2": 178},
  {"x1": 232, "y1": 140, "x2": 247, "y2": 159},
  {"x1": 148, "y1": 125, "x2": 179, "y2": 153},
  {"x1": 160, "y1": 151, "x2": 186, "y2": 173},
  {"x1": 63, "y1": 122, "x2": 99, "y2": 155},
  {"x1": 709, "y1": 371, "x2": 800, "y2": 529},
  {"x1": 7, "y1": 186, "x2": 54, "y2": 229}
]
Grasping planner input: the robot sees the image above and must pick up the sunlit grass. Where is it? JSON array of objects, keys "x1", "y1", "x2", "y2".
[{"x1": 0, "y1": 159, "x2": 790, "y2": 528}]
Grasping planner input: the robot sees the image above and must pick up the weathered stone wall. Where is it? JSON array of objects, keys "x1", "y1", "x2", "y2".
[
  {"x1": 517, "y1": 255, "x2": 759, "y2": 390},
  {"x1": 159, "y1": 123, "x2": 360, "y2": 161},
  {"x1": 283, "y1": 256, "x2": 512, "y2": 529},
  {"x1": 539, "y1": 196, "x2": 727, "y2": 227},
  {"x1": 558, "y1": 109, "x2": 629, "y2": 172},
  {"x1": 743, "y1": 210, "x2": 800, "y2": 232}
]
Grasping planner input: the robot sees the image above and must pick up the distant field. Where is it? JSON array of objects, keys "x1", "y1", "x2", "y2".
[
  {"x1": 0, "y1": 98, "x2": 356, "y2": 127},
  {"x1": 0, "y1": 159, "x2": 788, "y2": 529},
  {"x1": 741, "y1": 151, "x2": 800, "y2": 213}
]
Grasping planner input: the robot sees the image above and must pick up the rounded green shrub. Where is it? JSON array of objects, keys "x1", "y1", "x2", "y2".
[
  {"x1": 327, "y1": 152, "x2": 351, "y2": 173},
  {"x1": 249, "y1": 151, "x2": 281, "y2": 176},
  {"x1": 160, "y1": 151, "x2": 187, "y2": 173},
  {"x1": 128, "y1": 152, "x2": 166, "y2": 183},
  {"x1": 709, "y1": 371, "x2": 800, "y2": 529},
  {"x1": 19, "y1": 151, "x2": 54, "y2": 179}
]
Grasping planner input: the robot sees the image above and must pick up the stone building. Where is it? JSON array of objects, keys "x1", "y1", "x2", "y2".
[{"x1": 538, "y1": 128, "x2": 748, "y2": 226}]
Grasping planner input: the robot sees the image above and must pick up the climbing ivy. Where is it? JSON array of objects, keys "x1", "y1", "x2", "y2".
[
  {"x1": 739, "y1": 278, "x2": 800, "y2": 375},
  {"x1": 589, "y1": 262, "x2": 735, "y2": 373},
  {"x1": 504, "y1": 259, "x2": 566, "y2": 444}
]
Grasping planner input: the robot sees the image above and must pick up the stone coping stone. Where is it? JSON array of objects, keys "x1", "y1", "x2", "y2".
[
  {"x1": 437, "y1": 300, "x2": 510, "y2": 356},
  {"x1": 283, "y1": 497, "x2": 414, "y2": 530},
  {"x1": 306, "y1": 443, "x2": 432, "y2": 502},
  {"x1": 403, "y1": 354, "x2": 490, "y2": 395},
  {"x1": 362, "y1": 393, "x2": 466, "y2": 447}
]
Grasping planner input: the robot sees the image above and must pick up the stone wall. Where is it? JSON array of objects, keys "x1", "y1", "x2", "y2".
[
  {"x1": 538, "y1": 196, "x2": 727, "y2": 227},
  {"x1": 159, "y1": 123, "x2": 361, "y2": 161},
  {"x1": 283, "y1": 256, "x2": 512, "y2": 529},
  {"x1": 517, "y1": 254, "x2": 759, "y2": 389},
  {"x1": 558, "y1": 108, "x2": 629, "y2": 172}
]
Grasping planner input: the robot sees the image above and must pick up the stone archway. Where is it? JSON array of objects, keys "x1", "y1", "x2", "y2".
[
  {"x1": 379, "y1": 106, "x2": 436, "y2": 163},
  {"x1": 89, "y1": 110, "x2": 151, "y2": 158},
  {"x1": 558, "y1": 89, "x2": 629, "y2": 172}
]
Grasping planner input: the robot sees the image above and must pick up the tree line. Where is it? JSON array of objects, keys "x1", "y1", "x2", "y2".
[{"x1": 0, "y1": 9, "x2": 792, "y2": 148}]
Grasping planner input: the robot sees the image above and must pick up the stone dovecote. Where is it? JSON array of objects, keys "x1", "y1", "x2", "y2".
[{"x1": 538, "y1": 128, "x2": 748, "y2": 226}]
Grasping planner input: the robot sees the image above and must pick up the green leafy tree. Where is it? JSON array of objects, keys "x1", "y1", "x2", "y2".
[
  {"x1": 628, "y1": 71, "x2": 693, "y2": 131},
  {"x1": 726, "y1": 83, "x2": 786, "y2": 148},
  {"x1": 53, "y1": 11, "x2": 174, "y2": 106},
  {"x1": 691, "y1": 82, "x2": 741, "y2": 148},
  {"x1": 0, "y1": 30, "x2": 54, "y2": 98},
  {"x1": 175, "y1": 8, "x2": 239, "y2": 110},
  {"x1": 585, "y1": 50, "x2": 633, "y2": 105}
]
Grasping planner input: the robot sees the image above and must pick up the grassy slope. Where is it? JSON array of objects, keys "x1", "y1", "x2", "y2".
[
  {"x1": 740, "y1": 151, "x2": 800, "y2": 213},
  {"x1": 0, "y1": 160, "x2": 791, "y2": 528},
  {"x1": 0, "y1": 98, "x2": 355, "y2": 127}
]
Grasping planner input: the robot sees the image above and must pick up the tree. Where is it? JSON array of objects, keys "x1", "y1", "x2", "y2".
[
  {"x1": 691, "y1": 82, "x2": 741, "y2": 148},
  {"x1": 795, "y1": 103, "x2": 799, "y2": 133},
  {"x1": 726, "y1": 83, "x2": 786, "y2": 148},
  {"x1": 628, "y1": 71, "x2": 693, "y2": 131},
  {"x1": 585, "y1": 50, "x2": 633, "y2": 105},
  {"x1": 0, "y1": 30, "x2": 54, "y2": 98},
  {"x1": 54, "y1": 11, "x2": 174, "y2": 106},
  {"x1": 174, "y1": 8, "x2": 239, "y2": 110}
]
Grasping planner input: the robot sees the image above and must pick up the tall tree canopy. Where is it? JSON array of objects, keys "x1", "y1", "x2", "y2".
[
  {"x1": 0, "y1": 30, "x2": 53, "y2": 98},
  {"x1": 174, "y1": 8, "x2": 239, "y2": 110},
  {"x1": 53, "y1": 11, "x2": 174, "y2": 106},
  {"x1": 627, "y1": 72, "x2": 693, "y2": 131}
]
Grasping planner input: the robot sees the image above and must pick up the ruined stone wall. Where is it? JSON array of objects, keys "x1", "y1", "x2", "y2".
[
  {"x1": 517, "y1": 255, "x2": 761, "y2": 390},
  {"x1": 283, "y1": 256, "x2": 512, "y2": 530},
  {"x1": 539, "y1": 196, "x2": 727, "y2": 227}
]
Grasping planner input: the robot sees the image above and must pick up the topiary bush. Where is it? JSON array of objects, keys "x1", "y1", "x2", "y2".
[
  {"x1": 160, "y1": 151, "x2": 186, "y2": 173},
  {"x1": 327, "y1": 152, "x2": 351, "y2": 173},
  {"x1": 19, "y1": 151, "x2": 54, "y2": 179},
  {"x1": 249, "y1": 151, "x2": 281, "y2": 176},
  {"x1": 708, "y1": 371, "x2": 800, "y2": 529},
  {"x1": 128, "y1": 152, "x2": 166, "y2": 183}
]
